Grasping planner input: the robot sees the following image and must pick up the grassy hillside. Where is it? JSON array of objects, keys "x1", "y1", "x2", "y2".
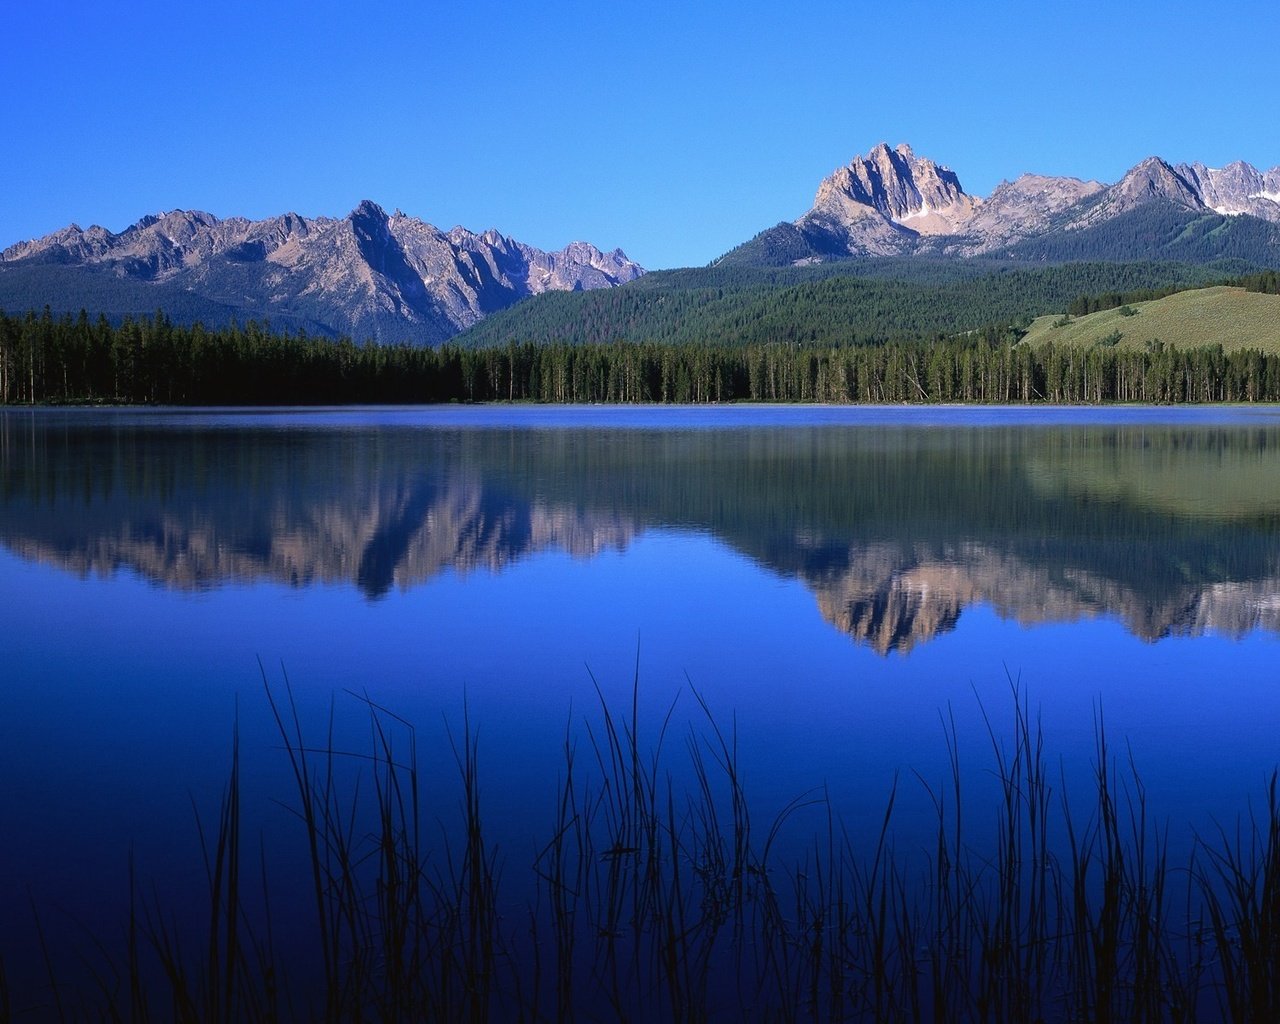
[{"x1": 1020, "y1": 286, "x2": 1280, "y2": 354}]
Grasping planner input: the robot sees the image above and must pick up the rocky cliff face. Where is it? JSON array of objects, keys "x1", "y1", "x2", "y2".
[
  {"x1": 962, "y1": 173, "x2": 1105, "y2": 246},
  {"x1": 799, "y1": 143, "x2": 981, "y2": 256},
  {"x1": 1064, "y1": 157, "x2": 1205, "y2": 227},
  {"x1": 0, "y1": 202, "x2": 644, "y2": 344},
  {"x1": 813, "y1": 143, "x2": 979, "y2": 232},
  {"x1": 1175, "y1": 160, "x2": 1280, "y2": 220}
]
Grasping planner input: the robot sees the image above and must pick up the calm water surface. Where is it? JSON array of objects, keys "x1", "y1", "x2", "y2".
[{"x1": 4, "y1": 404, "x2": 1280, "y2": 994}]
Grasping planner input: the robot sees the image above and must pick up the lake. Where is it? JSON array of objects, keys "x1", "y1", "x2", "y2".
[{"x1": 4, "y1": 404, "x2": 1280, "y2": 1019}]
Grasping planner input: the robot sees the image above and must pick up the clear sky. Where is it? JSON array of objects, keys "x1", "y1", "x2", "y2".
[{"x1": 3, "y1": 0, "x2": 1277, "y2": 270}]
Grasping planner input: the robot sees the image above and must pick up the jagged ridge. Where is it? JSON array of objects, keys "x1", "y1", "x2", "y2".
[
  {"x1": 719, "y1": 144, "x2": 1280, "y2": 267},
  {"x1": 0, "y1": 202, "x2": 644, "y2": 344}
]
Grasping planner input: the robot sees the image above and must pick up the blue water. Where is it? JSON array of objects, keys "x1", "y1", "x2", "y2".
[{"x1": 3, "y1": 404, "x2": 1280, "y2": 1002}]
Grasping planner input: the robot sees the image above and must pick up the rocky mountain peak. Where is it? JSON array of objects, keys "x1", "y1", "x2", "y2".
[
  {"x1": 350, "y1": 199, "x2": 390, "y2": 224},
  {"x1": 151, "y1": 209, "x2": 219, "y2": 246},
  {"x1": 808, "y1": 142, "x2": 980, "y2": 242},
  {"x1": 558, "y1": 240, "x2": 606, "y2": 262},
  {"x1": 961, "y1": 173, "x2": 1105, "y2": 248},
  {"x1": 276, "y1": 212, "x2": 309, "y2": 236},
  {"x1": 1115, "y1": 157, "x2": 1202, "y2": 208},
  {"x1": 1054, "y1": 155, "x2": 1226, "y2": 231},
  {"x1": 791, "y1": 142, "x2": 982, "y2": 257},
  {"x1": 1175, "y1": 160, "x2": 1280, "y2": 219}
]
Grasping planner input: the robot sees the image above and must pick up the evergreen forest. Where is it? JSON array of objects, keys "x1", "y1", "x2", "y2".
[
  {"x1": 4, "y1": 306, "x2": 1280, "y2": 406},
  {"x1": 1, "y1": 263, "x2": 1278, "y2": 407},
  {"x1": 457, "y1": 259, "x2": 1247, "y2": 351}
]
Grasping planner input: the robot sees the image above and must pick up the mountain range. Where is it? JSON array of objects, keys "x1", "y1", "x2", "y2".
[
  {"x1": 2, "y1": 144, "x2": 1278, "y2": 344},
  {"x1": 0, "y1": 201, "x2": 643, "y2": 344},
  {"x1": 722, "y1": 143, "x2": 1280, "y2": 266}
]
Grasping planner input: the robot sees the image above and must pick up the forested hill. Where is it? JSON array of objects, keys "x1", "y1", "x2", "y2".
[{"x1": 457, "y1": 260, "x2": 1250, "y2": 350}]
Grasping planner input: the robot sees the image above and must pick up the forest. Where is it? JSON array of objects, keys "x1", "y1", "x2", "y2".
[
  {"x1": 2, "y1": 306, "x2": 1279, "y2": 406},
  {"x1": 457, "y1": 258, "x2": 1245, "y2": 351}
]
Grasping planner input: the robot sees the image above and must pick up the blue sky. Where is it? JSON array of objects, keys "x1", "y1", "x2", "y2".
[{"x1": 3, "y1": 0, "x2": 1277, "y2": 269}]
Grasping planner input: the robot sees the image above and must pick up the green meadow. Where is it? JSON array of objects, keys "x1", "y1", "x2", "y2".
[{"x1": 1021, "y1": 286, "x2": 1280, "y2": 354}]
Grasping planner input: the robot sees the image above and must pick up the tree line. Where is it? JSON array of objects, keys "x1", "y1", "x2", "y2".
[
  {"x1": 1065, "y1": 269, "x2": 1280, "y2": 317},
  {"x1": 3, "y1": 308, "x2": 1280, "y2": 406},
  {"x1": 1241, "y1": 269, "x2": 1280, "y2": 294}
]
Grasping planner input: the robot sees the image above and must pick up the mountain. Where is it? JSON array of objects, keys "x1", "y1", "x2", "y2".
[
  {"x1": 0, "y1": 202, "x2": 643, "y2": 344},
  {"x1": 1068, "y1": 157, "x2": 1203, "y2": 226},
  {"x1": 720, "y1": 144, "x2": 1280, "y2": 267},
  {"x1": 793, "y1": 142, "x2": 983, "y2": 258},
  {"x1": 1173, "y1": 160, "x2": 1280, "y2": 219},
  {"x1": 795, "y1": 142, "x2": 981, "y2": 257},
  {"x1": 964, "y1": 174, "x2": 1105, "y2": 246}
]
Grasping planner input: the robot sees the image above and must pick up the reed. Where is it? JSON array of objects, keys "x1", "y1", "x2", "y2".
[
  {"x1": 1196, "y1": 771, "x2": 1280, "y2": 1023},
  {"x1": 5, "y1": 670, "x2": 1279, "y2": 1022}
]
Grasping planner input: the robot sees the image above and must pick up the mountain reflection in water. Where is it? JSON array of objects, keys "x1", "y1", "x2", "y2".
[{"x1": 3, "y1": 411, "x2": 1280, "y2": 654}]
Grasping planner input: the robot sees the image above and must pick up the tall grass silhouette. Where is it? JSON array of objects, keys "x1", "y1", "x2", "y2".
[{"x1": 8, "y1": 667, "x2": 1280, "y2": 1022}]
